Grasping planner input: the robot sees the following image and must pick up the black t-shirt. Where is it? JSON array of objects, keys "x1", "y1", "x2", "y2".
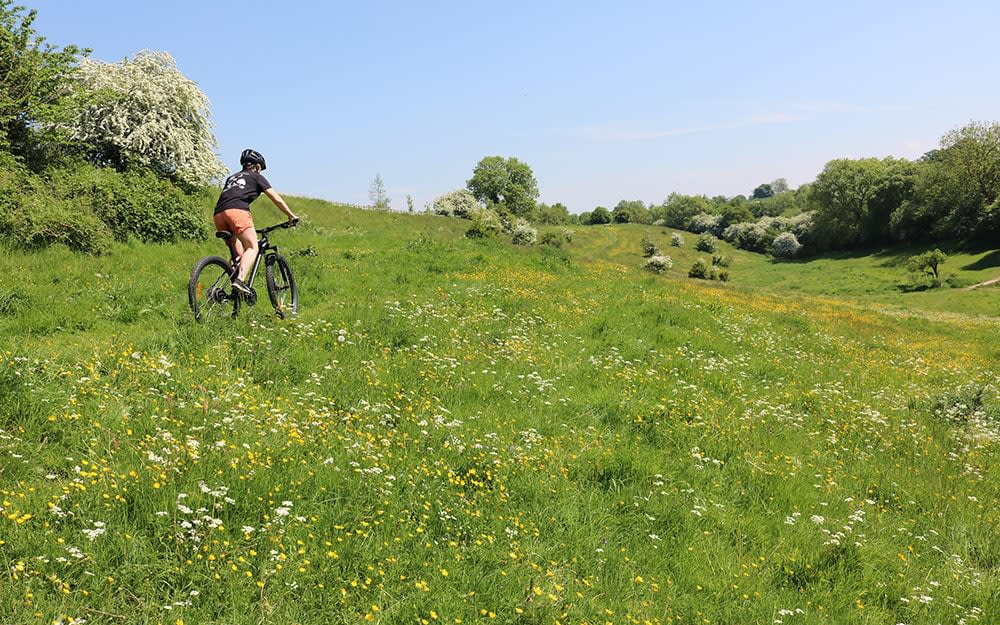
[{"x1": 214, "y1": 170, "x2": 272, "y2": 213}]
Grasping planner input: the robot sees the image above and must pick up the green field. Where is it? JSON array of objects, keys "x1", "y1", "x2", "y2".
[{"x1": 1, "y1": 199, "x2": 998, "y2": 625}]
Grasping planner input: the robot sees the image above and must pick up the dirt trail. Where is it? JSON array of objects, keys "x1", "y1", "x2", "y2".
[{"x1": 965, "y1": 276, "x2": 1000, "y2": 290}]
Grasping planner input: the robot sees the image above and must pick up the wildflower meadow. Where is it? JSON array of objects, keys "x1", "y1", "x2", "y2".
[{"x1": 1, "y1": 199, "x2": 998, "y2": 624}]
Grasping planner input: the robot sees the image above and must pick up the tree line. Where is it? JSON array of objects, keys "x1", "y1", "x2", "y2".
[{"x1": 435, "y1": 117, "x2": 998, "y2": 259}]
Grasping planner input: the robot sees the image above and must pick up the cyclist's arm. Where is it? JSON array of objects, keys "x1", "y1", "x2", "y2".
[{"x1": 264, "y1": 188, "x2": 298, "y2": 222}]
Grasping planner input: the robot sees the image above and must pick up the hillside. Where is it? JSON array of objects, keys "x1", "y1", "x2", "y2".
[{"x1": 1, "y1": 198, "x2": 998, "y2": 625}]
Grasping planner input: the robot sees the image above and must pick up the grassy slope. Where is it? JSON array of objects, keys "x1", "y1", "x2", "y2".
[
  {"x1": 568, "y1": 223, "x2": 1000, "y2": 316},
  {"x1": 0, "y1": 200, "x2": 998, "y2": 625}
]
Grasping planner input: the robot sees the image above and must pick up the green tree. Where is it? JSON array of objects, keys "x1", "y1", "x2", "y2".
[
  {"x1": 0, "y1": 1, "x2": 85, "y2": 163},
  {"x1": 588, "y1": 206, "x2": 611, "y2": 225},
  {"x1": 751, "y1": 183, "x2": 774, "y2": 199},
  {"x1": 612, "y1": 199, "x2": 650, "y2": 224},
  {"x1": 808, "y1": 157, "x2": 915, "y2": 249},
  {"x1": 907, "y1": 248, "x2": 947, "y2": 287},
  {"x1": 63, "y1": 51, "x2": 226, "y2": 187},
  {"x1": 717, "y1": 200, "x2": 753, "y2": 230},
  {"x1": 936, "y1": 121, "x2": 1000, "y2": 238},
  {"x1": 534, "y1": 202, "x2": 572, "y2": 225},
  {"x1": 467, "y1": 155, "x2": 539, "y2": 218},
  {"x1": 369, "y1": 172, "x2": 390, "y2": 210},
  {"x1": 659, "y1": 193, "x2": 711, "y2": 229}
]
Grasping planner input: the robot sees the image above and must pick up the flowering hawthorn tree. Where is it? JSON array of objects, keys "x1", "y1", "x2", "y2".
[{"x1": 69, "y1": 50, "x2": 226, "y2": 186}]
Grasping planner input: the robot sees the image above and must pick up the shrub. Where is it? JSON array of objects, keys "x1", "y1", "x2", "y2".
[
  {"x1": 722, "y1": 221, "x2": 770, "y2": 253},
  {"x1": 44, "y1": 161, "x2": 208, "y2": 243},
  {"x1": 670, "y1": 232, "x2": 684, "y2": 247},
  {"x1": 433, "y1": 189, "x2": 480, "y2": 218},
  {"x1": 688, "y1": 257, "x2": 729, "y2": 281},
  {"x1": 644, "y1": 254, "x2": 673, "y2": 273},
  {"x1": 695, "y1": 232, "x2": 718, "y2": 253},
  {"x1": 711, "y1": 254, "x2": 732, "y2": 267},
  {"x1": 67, "y1": 51, "x2": 227, "y2": 187},
  {"x1": 511, "y1": 219, "x2": 538, "y2": 246},
  {"x1": 641, "y1": 235, "x2": 660, "y2": 257},
  {"x1": 465, "y1": 208, "x2": 503, "y2": 239},
  {"x1": 772, "y1": 232, "x2": 803, "y2": 258},
  {"x1": 788, "y1": 211, "x2": 815, "y2": 238},
  {"x1": 687, "y1": 212, "x2": 722, "y2": 234},
  {"x1": 688, "y1": 257, "x2": 714, "y2": 279},
  {"x1": 540, "y1": 228, "x2": 573, "y2": 248},
  {"x1": 0, "y1": 193, "x2": 113, "y2": 254}
]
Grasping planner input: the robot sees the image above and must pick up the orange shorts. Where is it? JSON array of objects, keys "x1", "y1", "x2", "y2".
[{"x1": 214, "y1": 209, "x2": 255, "y2": 235}]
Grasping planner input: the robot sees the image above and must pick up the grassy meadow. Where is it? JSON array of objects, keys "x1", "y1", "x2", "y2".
[{"x1": 1, "y1": 199, "x2": 998, "y2": 625}]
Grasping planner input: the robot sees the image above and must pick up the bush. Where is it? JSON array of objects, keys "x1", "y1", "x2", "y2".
[
  {"x1": 641, "y1": 235, "x2": 660, "y2": 257},
  {"x1": 0, "y1": 154, "x2": 116, "y2": 253},
  {"x1": 644, "y1": 254, "x2": 673, "y2": 273},
  {"x1": 0, "y1": 193, "x2": 113, "y2": 254},
  {"x1": 433, "y1": 189, "x2": 480, "y2": 218},
  {"x1": 48, "y1": 164, "x2": 208, "y2": 243},
  {"x1": 688, "y1": 257, "x2": 713, "y2": 279},
  {"x1": 540, "y1": 228, "x2": 573, "y2": 248},
  {"x1": 711, "y1": 254, "x2": 732, "y2": 267},
  {"x1": 722, "y1": 221, "x2": 771, "y2": 253},
  {"x1": 687, "y1": 212, "x2": 722, "y2": 235},
  {"x1": 511, "y1": 219, "x2": 538, "y2": 246},
  {"x1": 695, "y1": 232, "x2": 718, "y2": 253},
  {"x1": 688, "y1": 257, "x2": 728, "y2": 281},
  {"x1": 56, "y1": 167, "x2": 208, "y2": 243},
  {"x1": 670, "y1": 232, "x2": 684, "y2": 247},
  {"x1": 465, "y1": 208, "x2": 503, "y2": 239},
  {"x1": 66, "y1": 51, "x2": 227, "y2": 187},
  {"x1": 772, "y1": 232, "x2": 803, "y2": 258}
]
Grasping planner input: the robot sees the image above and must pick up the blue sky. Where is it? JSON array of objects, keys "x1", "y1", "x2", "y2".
[{"x1": 27, "y1": 0, "x2": 1000, "y2": 214}]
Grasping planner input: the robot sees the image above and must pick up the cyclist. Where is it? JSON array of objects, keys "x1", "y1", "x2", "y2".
[{"x1": 214, "y1": 148, "x2": 298, "y2": 296}]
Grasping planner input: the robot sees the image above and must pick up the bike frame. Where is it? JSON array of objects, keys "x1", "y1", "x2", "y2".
[{"x1": 226, "y1": 222, "x2": 293, "y2": 291}]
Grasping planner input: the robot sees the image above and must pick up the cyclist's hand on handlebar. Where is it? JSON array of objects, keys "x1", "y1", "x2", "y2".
[{"x1": 287, "y1": 215, "x2": 300, "y2": 227}]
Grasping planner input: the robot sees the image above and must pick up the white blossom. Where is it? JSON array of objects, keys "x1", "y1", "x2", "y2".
[{"x1": 67, "y1": 51, "x2": 227, "y2": 186}]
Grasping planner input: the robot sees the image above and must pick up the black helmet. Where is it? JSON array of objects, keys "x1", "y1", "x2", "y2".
[{"x1": 240, "y1": 148, "x2": 266, "y2": 170}]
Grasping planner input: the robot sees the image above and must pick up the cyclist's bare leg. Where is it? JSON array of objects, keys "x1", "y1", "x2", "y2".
[
  {"x1": 227, "y1": 237, "x2": 245, "y2": 264},
  {"x1": 234, "y1": 227, "x2": 258, "y2": 282}
]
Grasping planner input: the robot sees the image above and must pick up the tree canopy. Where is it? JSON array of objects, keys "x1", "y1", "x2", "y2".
[
  {"x1": 808, "y1": 157, "x2": 916, "y2": 249},
  {"x1": 612, "y1": 199, "x2": 650, "y2": 224},
  {"x1": 466, "y1": 156, "x2": 539, "y2": 217},
  {"x1": 65, "y1": 50, "x2": 226, "y2": 187},
  {"x1": 0, "y1": 1, "x2": 85, "y2": 164}
]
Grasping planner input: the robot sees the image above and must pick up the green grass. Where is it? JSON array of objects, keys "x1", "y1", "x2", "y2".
[{"x1": 1, "y1": 201, "x2": 998, "y2": 625}]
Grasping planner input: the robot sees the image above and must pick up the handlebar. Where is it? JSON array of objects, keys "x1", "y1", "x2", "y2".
[{"x1": 258, "y1": 219, "x2": 299, "y2": 235}]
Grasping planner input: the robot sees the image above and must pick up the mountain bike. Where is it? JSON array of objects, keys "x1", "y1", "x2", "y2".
[{"x1": 188, "y1": 221, "x2": 299, "y2": 321}]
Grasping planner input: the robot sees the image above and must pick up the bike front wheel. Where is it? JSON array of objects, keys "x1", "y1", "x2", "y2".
[
  {"x1": 189, "y1": 256, "x2": 240, "y2": 321},
  {"x1": 266, "y1": 253, "x2": 298, "y2": 319}
]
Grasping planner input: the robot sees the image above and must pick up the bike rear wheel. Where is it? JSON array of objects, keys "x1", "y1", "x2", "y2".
[
  {"x1": 265, "y1": 253, "x2": 298, "y2": 319},
  {"x1": 189, "y1": 256, "x2": 240, "y2": 321}
]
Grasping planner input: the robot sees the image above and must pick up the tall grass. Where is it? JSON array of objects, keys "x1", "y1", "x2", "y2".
[{"x1": 0, "y1": 201, "x2": 997, "y2": 624}]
